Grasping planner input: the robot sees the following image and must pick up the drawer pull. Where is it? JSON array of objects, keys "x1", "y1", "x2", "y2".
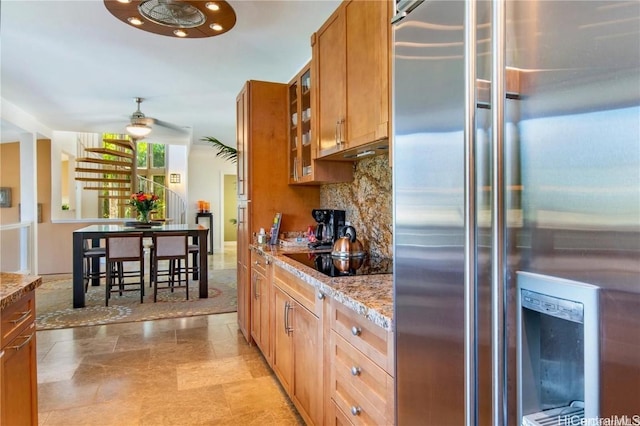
[
  {"x1": 351, "y1": 366, "x2": 362, "y2": 376},
  {"x1": 10, "y1": 309, "x2": 32, "y2": 324},
  {"x1": 351, "y1": 326, "x2": 362, "y2": 336},
  {"x1": 9, "y1": 332, "x2": 34, "y2": 351},
  {"x1": 350, "y1": 406, "x2": 362, "y2": 416}
]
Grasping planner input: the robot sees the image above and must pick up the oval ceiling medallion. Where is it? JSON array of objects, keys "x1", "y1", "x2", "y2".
[{"x1": 103, "y1": 0, "x2": 236, "y2": 38}]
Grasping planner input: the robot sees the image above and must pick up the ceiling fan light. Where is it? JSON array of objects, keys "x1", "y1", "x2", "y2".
[
  {"x1": 126, "y1": 123, "x2": 152, "y2": 138},
  {"x1": 127, "y1": 17, "x2": 144, "y2": 26},
  {"x1": 205, "y1": 2, "x2": 220, "y2": 11},
  {"x1": 173, "y1": 29, "x2": 188, "y2": 37},
  {"x1": 210, "y1": 23, "x2": 223, "y2": 31}
]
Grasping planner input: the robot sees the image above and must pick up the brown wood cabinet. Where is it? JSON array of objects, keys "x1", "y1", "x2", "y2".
[
  {"x1": 288, "y1": 62, "x2": 353, "y2": 185},
  {"x1": 1, "y1": 290, "x2": 38, "y2": 426},
  {"x1": 313, "y1": 0, "x2": 392, "y2": 160},
  {"x1": 327, "y1": 298, "x2": 395, "y2": 425},
  {"x1": 272, "y1": 263, "x2": 325, "y2": 425},
  {"x1": 237, "y1": 208, "x2": 250, "y2": 340},
  {"x1": 235, "y1": 80, "x2": 320, "y2": 343},
  {"x1": 250, "y1": 248, "x2": 271, "y2": 360}
]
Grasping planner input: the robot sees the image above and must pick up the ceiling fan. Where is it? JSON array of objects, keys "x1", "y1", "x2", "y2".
[{"x1": 125, "y1": 97, "x2": 189, "y2": 140}]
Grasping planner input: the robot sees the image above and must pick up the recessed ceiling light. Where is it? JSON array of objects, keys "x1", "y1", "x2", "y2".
[
  {"x1": 205, "y1": 2, "x2": 220, "y2": 11},
  {"x1": 127, "y1": 17, "x2": 144, "y2": 26},
  {"x1": 173, "y1": 29, "x2": 188, "y2": 38},
  {"x1": 210, "y1": 23, "x2": 223, "y2": 31}
]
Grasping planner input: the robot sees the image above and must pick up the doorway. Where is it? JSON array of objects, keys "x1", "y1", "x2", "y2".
[{"x1": 223, "y1": 174, "x2": 237, "y2": 242}]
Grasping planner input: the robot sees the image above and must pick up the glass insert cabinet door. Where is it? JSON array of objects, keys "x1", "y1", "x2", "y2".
[{"x1": 288, "y1": 62, "x2": 313, "y2": 184}]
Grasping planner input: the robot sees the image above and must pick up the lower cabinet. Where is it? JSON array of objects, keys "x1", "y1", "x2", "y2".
[
  {"x1": 248, "y1": 255, "x2": 395, "y2": 425},
  {"x1": 272, "y1": 264, "x2": 324, "y2": 425},
  {"x1": 327, "y1": 299, "x2": 395, "y2": 425},
  {"x1": 1, "y1": 290, "x2": 38, "y2": 426},
  {"x1": 250, "y1": 249, "x2": 271, "y2": 361}
]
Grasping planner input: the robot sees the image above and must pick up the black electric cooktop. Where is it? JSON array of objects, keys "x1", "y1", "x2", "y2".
[{"x1": 284, "y1": 252, "x2": 393, "y2": 277}]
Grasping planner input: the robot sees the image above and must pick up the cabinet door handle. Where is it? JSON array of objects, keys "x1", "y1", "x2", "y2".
[
  {"x1": 351, "y1": 366, "x2": 362, "y2": 376},
  {"x1": 252, "y1": 275, "x2": 258, "y2": 299},
  {"x1": 285, "y1": 301, "x2": 294, "y2": 335},
  {"x1": 317, "y1": 291, "x2": 325, "y2": 300},
  {"x1": 338, "y1": 117, "x2": 345, "y2": 147},
  {"x1": 335, "y1": 120, "x2": 340, "y2": 147},
  {"x1": 350, "y1": 406, "x2": 362, "y2": 416},
  {"x1": 10, "y1": 309, "x2": 32, "y2": 324},
  {"x1": 351, "y1": 326, "x2": 362, "y2": 336},
  {"x1": 255, "y1": 276, "x2": 261, "y2": 298},
  {"x1": 283, "y1": 301, "x2": 288, "y2": 331},
  {"x1": 10, "y1": 332, "x2": 34, "y2": 351}
]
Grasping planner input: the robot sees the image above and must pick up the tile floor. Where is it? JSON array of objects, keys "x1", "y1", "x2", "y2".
[{"x1": 36, "y1": 242, "x2": 304, "y2": 425}]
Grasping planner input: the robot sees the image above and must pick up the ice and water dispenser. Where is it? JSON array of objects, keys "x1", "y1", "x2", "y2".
[{"x1": 517, "y1": 272, "x2": 600, "y2": 426}]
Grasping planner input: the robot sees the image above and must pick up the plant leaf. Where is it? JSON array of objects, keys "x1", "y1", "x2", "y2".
[{"x1": 202, "y1": 136, "x2": 237, "y2": 163}]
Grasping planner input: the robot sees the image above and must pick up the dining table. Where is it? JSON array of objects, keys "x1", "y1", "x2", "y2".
[{"x1": 72, "y1": 223, "x2": 209, "y2": 308}]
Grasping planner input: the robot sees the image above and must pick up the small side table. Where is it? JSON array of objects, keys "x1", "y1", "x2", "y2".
[{"x1": 195, "y1": 212, "x2": 214, "y2": 254}]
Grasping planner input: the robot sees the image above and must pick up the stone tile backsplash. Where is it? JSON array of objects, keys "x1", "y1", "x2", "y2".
[{"x1": 320, "y1": 154, "x2": 392, "y2": 258}]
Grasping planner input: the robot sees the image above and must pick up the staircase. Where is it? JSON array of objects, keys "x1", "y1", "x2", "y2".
[
  {"x1": 75, "y1": 134, "x2": 186, "y2": 223},
  {"x1": 76, "y1": 135, "x2": 135, "y2": 204}
]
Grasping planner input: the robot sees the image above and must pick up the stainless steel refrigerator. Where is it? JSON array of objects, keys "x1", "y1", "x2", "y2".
[{"x1": 392, "y1": 1, "x2": 640, "y2": 425}]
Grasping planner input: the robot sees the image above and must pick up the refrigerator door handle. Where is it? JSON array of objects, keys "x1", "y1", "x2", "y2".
[
  {"x1": 463, "y1": 1, "x2": 478, "y2": 425},
  {"x1": 491, "y1": 0, "x2": 507, "y2": 425}
]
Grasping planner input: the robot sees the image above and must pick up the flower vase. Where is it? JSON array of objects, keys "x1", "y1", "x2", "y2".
[{"x1": 138, "y1": 210, "x2": 151, "y2": 224}]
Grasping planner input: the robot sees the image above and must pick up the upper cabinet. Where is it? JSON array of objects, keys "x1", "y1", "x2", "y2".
[
  {"x1": 313, "y1": 0, "x2": 392, "y2": 160},
  {"x1": 236, "y1": 84, "x2": 249, "y2": 200},
  {"x1": 288, "y1": 62, "x2": 354, "y2": 185},
  {"x1": 288, "y1": 64, "x2": 313, "y2": 183}
]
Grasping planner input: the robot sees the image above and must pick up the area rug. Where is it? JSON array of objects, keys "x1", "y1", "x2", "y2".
[{"x1": 35, "y1": 269, "x2": 237, "y2": 330}]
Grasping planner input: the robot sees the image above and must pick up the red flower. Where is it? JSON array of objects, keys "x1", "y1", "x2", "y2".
[{"x1": 129, "y1": 191, "x2": 159, "y2": 214}]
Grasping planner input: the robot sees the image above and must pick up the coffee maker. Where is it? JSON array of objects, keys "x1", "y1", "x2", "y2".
[{"x1": 308, "y1": 209, "x2": 346, "y2": 249}]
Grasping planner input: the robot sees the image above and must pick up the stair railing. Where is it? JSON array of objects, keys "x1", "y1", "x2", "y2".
[{"x1": 137, "y1": 176, "x2": 187, "y2": 224}]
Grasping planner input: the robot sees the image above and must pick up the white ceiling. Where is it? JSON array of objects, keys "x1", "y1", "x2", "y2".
[{"x1": 0, "y1": 0, "x2": 341, "y2": 147}]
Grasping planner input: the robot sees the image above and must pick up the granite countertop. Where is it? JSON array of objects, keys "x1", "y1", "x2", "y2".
[
  {"x1": 252, "y1": 244, "x2": 393, "y2": 331},
  {"x1": 0, "y1": 272, "x2": 43, "y2": 310}
]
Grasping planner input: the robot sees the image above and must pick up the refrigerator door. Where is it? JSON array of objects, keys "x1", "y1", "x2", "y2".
[
  {"x1": 393, "y1": 1, "x2": 469, "y2": 424},
  {"x1": 505, "y1": 0, "x2": 640, "y2": 419}
]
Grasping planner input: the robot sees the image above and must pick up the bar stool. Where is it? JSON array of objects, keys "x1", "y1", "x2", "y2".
[
  {"x1": 188, "y1": 238, "x2": 201, "y2": 279},
  {"x1": 151, "y1": 231, "x2": 189, "y2": 302},
  {"x1": 105, "y1": 232, "x2": 145, "y2": 306},
  {"x1": 83, "y1": 240, "x2": 106, "y2": 293}
]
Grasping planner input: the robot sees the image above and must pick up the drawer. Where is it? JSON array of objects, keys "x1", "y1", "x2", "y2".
[
  {"x1": 330, "y1": 331, "x2": 394, "y2": 424},
  {"x1": 328, "y1": 399, "x2": 355, "y2": 426},
  {"x1": 330, "y1": 299, "x2": 394, "y2": 374},
  {"x1": 1, "y1": 290, "x2": 35, "y2": 348},
  {"x1": 274, "y1": 264, "x2": 322, "y2": 317},
  {"x1": 250, "y1": 249, "x2": 268, "y2": 275}
]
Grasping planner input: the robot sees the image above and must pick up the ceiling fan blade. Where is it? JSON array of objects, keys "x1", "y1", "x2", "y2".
[{"x1": 150, "y1": 117, "x2": 190, "y2": 134}]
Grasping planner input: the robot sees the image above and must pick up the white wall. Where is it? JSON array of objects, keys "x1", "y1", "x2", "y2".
[{"x1": 187, "y1": 144, "x2": 236, "y2": 252}]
